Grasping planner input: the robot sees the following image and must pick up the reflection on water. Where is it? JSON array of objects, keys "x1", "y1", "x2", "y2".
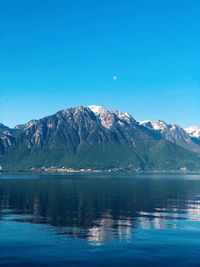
[{"x1": 0, "y1": 174, "x2": 200, "y2": 245}]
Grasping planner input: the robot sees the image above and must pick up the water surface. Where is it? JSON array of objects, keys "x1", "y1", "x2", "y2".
[{"x1": 0, "y1": 173, "x2": 200, "y2": 266}]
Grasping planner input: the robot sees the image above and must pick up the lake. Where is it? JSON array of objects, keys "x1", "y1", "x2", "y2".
[{"x1": 0, "y1": 173, "x2": 200, "y2": 267}]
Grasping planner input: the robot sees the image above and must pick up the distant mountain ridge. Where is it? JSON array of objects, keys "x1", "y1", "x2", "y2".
[
  {"x1": 140, "y1": 120, "x2": 200, "y2": 153},
  {"x1": 185, "y1": 126, "x2": 200, "y2": 139},
  {"x1": 0, "y1": 105, "x2": 200, "y2": 172}
]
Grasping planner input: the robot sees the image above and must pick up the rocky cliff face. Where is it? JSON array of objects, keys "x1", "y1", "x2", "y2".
[
  {"x1": 0, "y1": 123, "x2": 17, "y2": 156},
  {"x1": 0, "y1": 106, "x2": 200, "y2": 171}
]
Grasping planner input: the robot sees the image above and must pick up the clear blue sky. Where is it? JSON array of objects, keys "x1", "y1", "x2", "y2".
[{"x1": 0, "y1": 0, "x2": 200, "y2": 127}]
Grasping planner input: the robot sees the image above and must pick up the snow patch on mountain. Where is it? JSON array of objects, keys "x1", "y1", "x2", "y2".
[
  {"x1": 151, "y1": 120, "x2": 168, "y2": 131},
  {"x1": 88, "y1": 105, "x2": 106, "y2": 115},
  {"x1": 140, "y1": 119, "x2": 200, "y2": 153},
  {"x1": 140, "y1": 120, "x2": 168, "y2": 131},
  {"x1": 88, "y1": 105, "x2": 115, "y2": 128},
  {"x1": 185, "y1": 126, "x2": 200, "y2": 139},
  {"x1": 88, "y1": 105, "x2": 133, "y2": 129}
]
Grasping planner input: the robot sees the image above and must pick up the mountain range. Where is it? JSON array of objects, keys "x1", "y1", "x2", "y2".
[{"x1": 0, "y1": 105, "x2": 200, "y2": 172}]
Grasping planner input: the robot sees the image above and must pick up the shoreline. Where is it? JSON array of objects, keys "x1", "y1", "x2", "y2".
[{"x1": 1, "y1": 167, "x2": 200, "y2": 175}]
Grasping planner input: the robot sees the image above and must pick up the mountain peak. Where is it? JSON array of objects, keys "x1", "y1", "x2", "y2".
[
  {"x1": 185, "y1": 126, "x2": 200, "y2": 139},
  {"x1": 1, "y1": 105, "x2": 200, "y2": 171},
  {"x1": 87, "y1": 105, "x2": 106, "y2": 115},
  {"x1": 88, "y1": 105, "x2": 134, "y2": 129},
  {"x1": 88, "y1": 105, "x2": 116, "y2": 129},
  {"x1": 151, "y1": 120, "x2": 169, "y2": 131},
  {"x1": 140, "y1": 120, "x2": 168, "y2": 131}
]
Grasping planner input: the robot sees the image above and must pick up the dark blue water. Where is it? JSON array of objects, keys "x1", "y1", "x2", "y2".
[{"x1": 0, "y1": 173, "x2": 200, "y2": 267}]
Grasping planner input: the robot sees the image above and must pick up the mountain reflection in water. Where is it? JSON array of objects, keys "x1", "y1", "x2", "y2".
[{"x1": 0, "y1": 174, "x2": 200, "y2": 245}]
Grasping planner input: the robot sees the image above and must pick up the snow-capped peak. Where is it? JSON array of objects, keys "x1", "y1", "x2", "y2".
[
  {"x1": 87, "y1": 105, "x2": 115, "y2": 129},
  {"x1": 185, "y1": 126, "x2": 200, "y2": 139},
  {"x1": 151, "y1": 120, "x2": 168, "y2": 131},
  {"x1": 88, "y1": 105, "x2": 107, "y2": 115},
  {"x1": 111, "y1": 110, "x2": 132, "y2": 122},
  {"x1": 139, "y1": 120, "x2": 151, "y2": 124},
  {"x1": 88, "y1": 105, "x2": 133, "y2": 129},
  {"x1": 140, "y1": 120, "x2": 168, "y2": 131}
]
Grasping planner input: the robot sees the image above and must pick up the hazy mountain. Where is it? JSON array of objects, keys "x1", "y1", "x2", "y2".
[{"x1": 0, "y1": 106, "x2": 200, "y2": 172}]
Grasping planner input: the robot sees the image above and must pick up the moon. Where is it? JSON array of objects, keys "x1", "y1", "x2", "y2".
[{"x1": 113, "y1": 75, "x2": 117, "y2": 81}]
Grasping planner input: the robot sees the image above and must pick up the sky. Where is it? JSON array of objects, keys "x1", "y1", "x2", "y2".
[{"x1": 0, "y1": 0, "x2": 200, "y2": 128}]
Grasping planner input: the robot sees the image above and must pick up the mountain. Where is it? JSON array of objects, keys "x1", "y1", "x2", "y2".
[
  {"x1": 184, "y1": 126, "x2": 200, "y2": 147},
  {"x1": 185, "y1": 126, "x2": 200, "y2": 139},
  {"x1": 0, "y1": 106, "x2": 200, "y2": 172},
  {"x1": 140, "y1": 120, "x2": 200, "y2": 153},
  {"x1": 0, "y1": 123, "x2": 18, "y2": 156}
]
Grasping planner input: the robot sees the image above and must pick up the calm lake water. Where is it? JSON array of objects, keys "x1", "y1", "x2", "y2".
[{"x1": 0, "y1": 173, "x2": 200, "y2": 267}]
